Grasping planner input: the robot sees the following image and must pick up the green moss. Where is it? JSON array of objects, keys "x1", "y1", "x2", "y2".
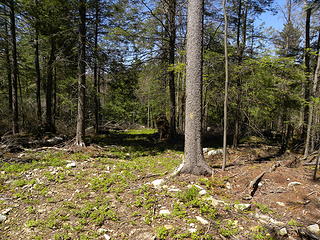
[
  {"x1": 255, "y1": 202, "x2": 272, "y2": 214},
  {"x1": 172, "y1": 202, "x2": 187, "y2": 218},
  {"x1": 219, "y1": 220, "x2": 239, "y2": 237},
  {"x1": 25, "y1": 219, "x2": 42, "y2": 228},
  {"x1": 178, "y1": 186, "x2": 199, "y2": 203}
]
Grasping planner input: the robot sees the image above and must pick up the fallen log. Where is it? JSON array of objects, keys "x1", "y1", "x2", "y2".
[{"x1": 244, "y1": 162, "x2": 281, "y2": 198}]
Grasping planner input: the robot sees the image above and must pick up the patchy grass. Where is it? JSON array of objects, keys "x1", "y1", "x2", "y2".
[{"x1": 1, "y1": 130, "x2": 318, "y2": 239}]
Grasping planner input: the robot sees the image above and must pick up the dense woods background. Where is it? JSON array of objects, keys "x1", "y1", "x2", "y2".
[{"x1": 0, "y1": 0, "x2": 320, "y2": 154}]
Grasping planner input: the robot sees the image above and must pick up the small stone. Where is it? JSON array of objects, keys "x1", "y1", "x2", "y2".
[
  {"x1": 269, "y1": 187, "x2": 286, "y2": 193},
  {"x1": 159, "y1": 209, "x2": 171, "y2": 216},
  {"x1": 1, "y1": 208, "x2": 12, "y2": 215},
  {"x1": 288, "y1": 182, "x2": 301, "y2": 187},
  {"x1": 151, "y1": 179, "x2": 165, "y2": 188},
  {"x1": 279, "y1": 228, "x2": 288, "y2": 236},
  {"x1": 164, "y1": 225, "x2": 174, "y2": 230},
  {"x1": 307, "y1": 224, "x2": 320, "y2": 235},
  {"x1": 255, "y1": 213, "x2": 285, "y2": 226},
  {"x1": 168, "y1": 187, "x2": 181, "y2": 192},
  {"x1": 203, "y1": 196, "x2": 226, "y2": 207},
  {"x1": 0, "y1": 214, "x2": 7, "y2": 223},
  {"x1": 196, "y1": 216, "x2": 209, "y2": 225},
  {"x1": 203, "y1": 148, "x2": 209, "y2": 153},
  {"x1": 188, "y1": 228, "x2": 197, "y2": 233},
  {"x1": 288, "y1": 236, "x2": 297, "y2": 240},
  {"x1": 276, "y1": 202, "x2": 285, "y2": 207},
  {"x1": 104, "y1": 234, "x2": 111, "y2": 240},
  {"x1": 199, "y1": 190, "x2": 207, "y2": 196},
  {"x1": 258, "y1": 182, "x2": 263, "y2": 187},
  {"x1": 194, "y1": 184, "x2": 204, "y2": 190},
  {"x1": 98, "y1": 228, "x2": 107, "y2": 234},
  {"x1": 208, "y1": 149, "x2": 223, "y2": 156},
  {"x1": 66, "y1": 162, "x2": 76, "y2": 168},
  {"x1": 242, "y1": 194, "x2": 252, "y2": 200},
  {"x1": 226, "y1": 182, "x2": 232, "y2": 190},
  {"x1": 234, "y1": 203, "x2": 251, "y2": 211}
]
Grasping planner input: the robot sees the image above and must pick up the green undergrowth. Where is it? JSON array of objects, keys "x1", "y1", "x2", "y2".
[{"x1": 0, "y1": 129, "x2": 279, "y2": 239}]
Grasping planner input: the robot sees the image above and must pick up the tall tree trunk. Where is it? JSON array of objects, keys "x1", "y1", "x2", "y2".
[
  {"x1": 310, "y1": 31, "x2": 320, "y2": 152},
  {"x1": 53, "y1": 67, "x2": 57, "y2": 125},
  {"x1": 93, "y1": 0, "x2": 100, "y2": 134},
  {"x1": 177, "y1": 0, "x2": 212, "y2": 176},
  {"x1": 233, "y1": 0, "x2": 246, "y2": 147},
  {"x1": 303, "y1": 3, "x2": 312, "y2": 139},
  {"x1": 4, "y1": 18, "x2": 12, "y2": 113},
  {"x1": 45, "y1": 37, "x2": 56, "y2": 133},
  {"x1": 9, "y1": 0, "x2": 19, "y2": 134},
  {"x1": 168, "y1": 0, "x2": 176, "y2": 139},
  {"x1": 34, "y1": 0, "x2": 41, "y2": 124},
  {"x1": 222, "y1": 0, "x2": 229, "y2": 171},
  {"x1": 35, "y1": 25, "x2": 42, "y2": 124},
  {"x1": 304, "y1": 37, "x2": 320, "y2": 157},
  {"x1": 75, "y1": 0, "x2": 86, "y2": 146},
  {"x1": 236, "y1": 0, "x2": 242, "y2": 53}
]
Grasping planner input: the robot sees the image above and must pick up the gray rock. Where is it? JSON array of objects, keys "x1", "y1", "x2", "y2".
[
  {"x1": 188, "y1": 228, "x2": 197, "y2": 233},
  {"x1": 208, "y1": 149, "x2": 223, "y2": 156},
  {"x1": 168, "y1": 187, "x2": 181, "y2": 192},
  {"x1": 226, "y1": 182, "x2": 232, "y2": 190},
  {"x1": 97, "y1": 228, "x2": 108, "y2": 234},
  {"x1": 288, "y1": 182, "x2": 302, "y2": 187},
  {"x1": 1, "y1": 208, "x2": 12, "y2": 215},
  {"x1": 307, "y1": 224, "x2": 320, "y2": 235},
  {"x1": 254, "y1": 213, "x2": 285, "y2": 226},
  {"x1": 199, "y1": 189, "x2": 207, "y2": 195},
  {"x1": 203, "y1": 196, "x2": 226, "y2": 207},
  {"x1": 164, "y1": 225, "x2": 174, "y2": 230},
  {"x1": 159, "y1": 209, "x2": 171, "y2": 216},
  {"x1": 66, "y1": 162, "x2": 76, "y2": 168},
  {"x1": 104, "y1": 234, "x2": 111, "y2": 240},
  {"x1": 151, "y1": 179, "x2": 165, "y2": 189},
  {"x1": 279, "y1": 228, "x2": 288, "y2": 236},
  {"x1": 0, "y1": 214, "x2": 7, "y2": 223},
  {"x1": 196, "y1": 216, "x2": 209, "y2": 225},
  {"x1": 276, "y1": 202, "x2": 285, "y2": 207},
  {"x1": 234, "y1": 203, "x2": 251, "y2": 211}
]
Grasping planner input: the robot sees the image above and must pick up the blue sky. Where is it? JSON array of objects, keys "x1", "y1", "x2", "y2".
[{"x1": 256, "y1": 0, "x2": 287, "y2": 30}]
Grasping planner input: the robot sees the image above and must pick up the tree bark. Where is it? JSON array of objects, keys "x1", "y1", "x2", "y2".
[
  {"x1": 222, "y1": 0, "x2": 229, "y2": 171},
  {"x1": 75, "y1": 0, "x2": 86, "y2": 146},
  {"x1": 4, "y1": 17, "x2": 12, "y2": 114},
  {"x1": 304, "y1": 36, "x2": 320, "y2": 157},
  {"x1": 9, "y1": 0, "x2": 19, "y2": 134},
  {"x1": 168, "y1": 0, "x2": 176, "y2": 139},
  {"x1": 303, "y1": 3, "x2": 312, "y2": 139},
  {"x1": 35, "y1": 27, "x2": 42, "y2": 124},
  {"x1": 93, "y1": 0, "x2": 100, "y2": 134},
  {"x1": 233, "y1": 0, "x2": 246, "y2": 148},
  {"x1": 34, "y1": 0, "x2": 42, "y2": 124},
  {"x1": 177, "y1": 0, "x2": 212, "y2": 176},
  {"x1": 45, "y1": 37, "x2": 56, "y2": 133}
]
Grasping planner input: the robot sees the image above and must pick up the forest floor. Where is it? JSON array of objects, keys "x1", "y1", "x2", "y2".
[{"x1": 0, "y1": 129, "x2": 319, "y2": 240}]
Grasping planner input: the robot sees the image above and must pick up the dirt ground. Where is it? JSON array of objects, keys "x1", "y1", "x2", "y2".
[{"x1": 0, "y1": 131, "x2": 319, "y2": 240}]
